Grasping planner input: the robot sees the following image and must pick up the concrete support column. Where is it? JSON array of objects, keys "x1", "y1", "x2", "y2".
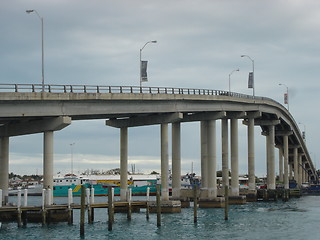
[
  {"x1": 283, "y1": 135, "x2": 289, "y2": 189},
  {"x1": 207, "y1": 120, "x2": 217, "y2": 199},
  {"x1": 200, "y1": 121, "x2": 208, "y2": 189},
  {"x1": 0, "y1": 137, "x2": 9, "y2": 204},
  {"x1": 120, "y1": 127, "x2": 128, "y2": 201},
  {"x1": 230, "y1": 119, "x2": 239, "y2": 196},
  {"x1": 247, "y1": 118, "x2": 255, "y2": 191},
  {"x1": 43, "y1": 131, "x2": 54, "y2": 191},
  {"x1": 302, "y1": 164, "x2": 306, "y2": 183},
  {"x1": 289, "y1": 163, "x2": 293, "y2": 180},
  {"x1": 161, "y1": 123, "x2": 169, "y2": 201},
  {"x1": 298, "y1": 154, "x2": 303, "y2": 187},
  {"x1": 221, "y1": 119, "x2": 229, "y2": 191},
  {"x1": 172, "y1": 122, "x2": 181, "y2": 199},
  {"x1": 293, "y1": 147, "x2": 298, "y2": 183},
  {"x1": 266, "y1": 125, "x2": 275, "y2": 190},
  {"x1": 278, "y1": 147, "x2": 284, "y2": 182}
]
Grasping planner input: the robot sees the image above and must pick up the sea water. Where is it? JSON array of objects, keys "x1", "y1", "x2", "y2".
[{"x1": 1, "y1": 195, "x2": 320, "y2": 240}]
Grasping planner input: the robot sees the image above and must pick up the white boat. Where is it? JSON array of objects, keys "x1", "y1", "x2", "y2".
[{"x1": 9, "y1": 182, "x2": 43, "y2": 196}]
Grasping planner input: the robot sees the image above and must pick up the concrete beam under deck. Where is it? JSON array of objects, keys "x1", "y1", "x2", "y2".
[
  {"x1": 106, "y1": 113, "x2": 183, "y2": 128},
  {"x1": 182, "y1": 111, "x2": 226, "y2": 122},
  {"x1": 0, "y1": 116, "x2": 71, "y2": 137}
]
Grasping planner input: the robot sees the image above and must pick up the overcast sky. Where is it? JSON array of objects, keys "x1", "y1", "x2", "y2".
[{"x1": 1, "y1": 0, "x2": 320, "y2": 177}]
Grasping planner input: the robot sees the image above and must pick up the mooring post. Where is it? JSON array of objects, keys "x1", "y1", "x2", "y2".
[
  {"x1": 68, "y1": 188, "x2": 73, "y2": 225},
  {"x1": 80, "y1": 185, "x2": 86, "y2": 237},
  {"x1": 224, "y1": 185, "x2": 229, "y2": 220},
  {"x1": 146, "y1": 187, "x2": 150, "y2": 220},
  {"x1": 127, "y1": 188, "x2": 132, "y2": 220},
  {"x1": 17, "y1": 190, "x2": 22, "y2": 227},
  {"x1": 41, "y1": 189, "x2": 47, "y2": 226},
  {"x1": 108, "y1": 186, "x2": 114, "y2": 231},
  {"x1": 47, "y1": 188, "x2": 52, "y2": 205},
  {"x1": 23, "y1": 189, "x2": 28, "y2": 207},
  {"x1": 90, "y1": 187, "x2": 95, "y2": 222},
  {"x1": 193, "y1": 185, "x2": 198, "y2": 223},
  {"x1": 86, "y1": 188, "x2": 92, "y2": 224},
  {"x1": 156, "y1": 184, "x2": 161, "y2": 227}
]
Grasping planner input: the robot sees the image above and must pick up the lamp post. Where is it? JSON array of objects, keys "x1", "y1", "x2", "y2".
[
  {"x1": 70, "y1": 143, "x2": 75, "y2": 175},
  {"x1": 140, "y1": 40, "x2": 157, "y2": 87},
  {"x1": 228, "y1": 68, "x2": 240, "y2": 93},
  {"x1": 241, "y1": 55, "x2": 255, "y2": 97},
  {"x1": 26, "y1": 9, "x2": 44, "y2": 92},
  {"x1": 298, "y1": 122, "x2": 306, "y2": 142},
  {"x1": 279, "y1": 83, "x2": 289, "y2": 111}
]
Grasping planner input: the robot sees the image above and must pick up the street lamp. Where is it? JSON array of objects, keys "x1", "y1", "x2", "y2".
[
  {"x1": 26, "y1": 9, "x2": 45, "y2": 92},
  {"x1": 140, "y1": 40, "x2": 157, "y2": 87},
  {"x1": 298, "y1": 122, "x2": 306, "y2": 142},
  {"x1": 241, "y1": 55, "x2": 255, "y2": 97},
  {"x1": 70, "y1": 143, "x2": 75, "y2": 175},
  {"x1": 228, "y1": 68, "x2": 240, "y2": 93},
  {"x1": 279, "y1": 83, "x2": 289, "y2": 111}
]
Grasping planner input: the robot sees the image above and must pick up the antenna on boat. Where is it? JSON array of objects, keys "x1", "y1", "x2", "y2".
[
  {"x1": 70, "y1": 143, "x2": 75, "y2": 175},
  {"x1": 191, "y1": 162, "x2": 193, "y2": 174}
]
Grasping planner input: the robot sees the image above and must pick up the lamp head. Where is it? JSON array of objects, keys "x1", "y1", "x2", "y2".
[
  {"x1": 241, "y1": 55, "x2": 245, "y2": 57},
  {"x1": 151, "y1": 40, "x2": 157, "y2": 43},
  {"x1": 26, "y1": 10, "x2": 34, "y2": 14}
]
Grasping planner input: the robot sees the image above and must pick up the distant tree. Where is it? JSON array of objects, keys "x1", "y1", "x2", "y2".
[
  {"x1": 150, "y1": 171, "x2": 159, "y2": 175},
  {"x1": 9, "y1": 172, "x2": 21, "y2": 179}
]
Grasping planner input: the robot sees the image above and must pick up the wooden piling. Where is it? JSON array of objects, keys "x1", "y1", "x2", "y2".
[
  {"x1": 86, "y1": 188, "x2": 93, "y2": 224},
  {"x1": 156, "y1": 185, "x2": 161, "y2": 227},
  {"x1": 193, "y1": 185, "x2": 198, "y2": 223},
  {"x1": 224, "y1": 185, "x2": 229, "y2": 220},
  {"x1": 80, "y1": 185, "x2": 86, "y2": 237},
  {"x1": 146, "y1": 187, "x2": 150, "y2": 220},
  {"x1": 41, "y1": 189, "x2": 46, "y2": 226},
  {"x1": 17, "y1": 209, "x2": 22, "y2": 228},
  {"x1": 24, "y1": 189, "x2": 28, "y2": 207},
  {"x1": 108, "y1": 186, "x2": 114, "y2": 231},
  {"x1": 41, "y1": 209, "x2": 47, "y2": 226},
  {"x1": 22, "y1": 210, "x2": 27, "y2": 226},
  {"x1": 127, "y1": 189, "x2": 132, "y2": 220},
  {"x1": 68, "y1": 188, "x2": 73, "y2": 225},
  {"x1": 68, "y1": 208, "x2": 73, "y2": 225}
]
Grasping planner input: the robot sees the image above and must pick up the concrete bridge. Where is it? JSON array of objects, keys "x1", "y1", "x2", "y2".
[{"x1": 0, "y1": 84, "x2": 316, "y2": 204}]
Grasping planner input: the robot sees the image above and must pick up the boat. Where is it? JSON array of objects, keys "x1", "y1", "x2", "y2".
[
  {"x1": 8, "y1": 182, "x2": 43, "y2": 196},
  {"x1": 301, "y1": 183, "x2": 320, "y2": 195},
  {"x1": 53, "y1": 174, "x2": 158, "y2": 197}
]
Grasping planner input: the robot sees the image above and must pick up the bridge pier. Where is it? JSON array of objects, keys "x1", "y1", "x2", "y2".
[
  {"x1": 207, "y1": 120, "x2": 217, "y2": 199},
  {"x1": 43, "y1": 131, "x2": 54, "y2": 204},
  {"x1": 230, "y1": 119, "x2": 239, "y2": 197},
  {"x1": 0, "y1": 137, "x2": 9, "y2": 205},
  {"x1": 120, "y1": 127, "x2": 128, "y2": 201},
  {"x1": 278, "y1": 147, "x2": 284, "y2": 183},
  {"x1": 161, "y1": 123, "x2": 169, "y2": 201},
  {"x1": 247, "y1": 118, "x2": 256, "y2": 191},
  {"x1": 293, "y1": 147, "x2": 298, "y2": 186},
  {"x1": 221, "y1": 119, "x2": 229, "y2": 193},
  {"x1": 298, "y1": 153, "x2": 303, "y2": 187},
  {"x1": 267, "y1": 125, "x2": 276, "y2": 190},
  {"x1": 172, "y1": 122, "x2": 181, "y2": 200},
  {"x1": 283, "y1": 135, "x2": 289, "y2": 189},
  {"x1": 200, "y1": 121, "x2": 208, "y2": 196}
]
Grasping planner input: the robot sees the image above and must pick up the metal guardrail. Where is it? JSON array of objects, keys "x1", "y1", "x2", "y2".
[{"x1": 0, "y1": 83, "x2": 269, "y2": 100}]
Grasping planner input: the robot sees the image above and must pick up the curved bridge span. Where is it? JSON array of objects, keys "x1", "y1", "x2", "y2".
[{"x1": 0, "y1": 84, "x2": 316, "y2": 203}]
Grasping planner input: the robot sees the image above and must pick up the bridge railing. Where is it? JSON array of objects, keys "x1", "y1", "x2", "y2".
[{"x1": 0, "y1": 83, "x2": 277, "y2": 103}]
